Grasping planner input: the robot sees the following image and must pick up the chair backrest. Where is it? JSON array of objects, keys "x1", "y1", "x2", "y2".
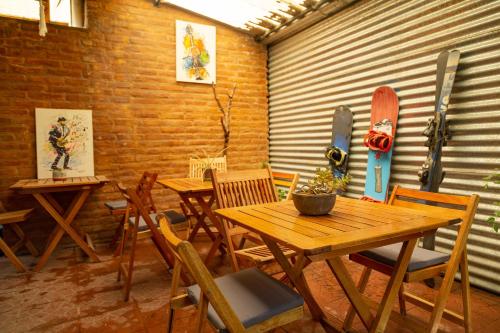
[
  {"x1": 272, "y1": 172, "x2": 300, "y2": 201},
  {"x1": 157, "y1": 214, "x2": 246, "y2": 332},
  {"x1": 211, "y1": 166, "x2": 279, "y2": 209},
  {"x1": 135, "y1": 171, "x2": 158, "y2": 213},
  {"x1": 388, "y1": 185, "x2": 479, "y2": 256},
  {"x1": 189, "y1": 156, "x2": 227, "y2": 179}
]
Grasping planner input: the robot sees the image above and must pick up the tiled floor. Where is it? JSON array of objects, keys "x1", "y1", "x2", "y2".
[{"x1": 0, "y1": 236, "x2": 499, "y2": 333}]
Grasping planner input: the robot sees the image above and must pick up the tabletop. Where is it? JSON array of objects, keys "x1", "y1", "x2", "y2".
[
  {"x1": 10, "y1": 176, "x2": 109, "y2": 193},
  {"x1": 157, "y1": 178, "x2": 213, "y2": 194},
  {"x1": 215, "y1": 197, "x2": 463, "y2": 257}
]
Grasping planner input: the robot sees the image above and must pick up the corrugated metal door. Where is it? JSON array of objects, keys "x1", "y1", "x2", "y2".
[{"x1": 268, "y1": 0, "x2": 500, "y2": 293}]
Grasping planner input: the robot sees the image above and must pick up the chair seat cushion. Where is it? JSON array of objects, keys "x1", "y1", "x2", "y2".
[
  {"x1": 128, "y1": 213, "x2": 158, "y2": 232},
  {"x1": 186, "y1": 268, "x2": 303, "y2": 331},
  {"x1": 104, "y1": 200, "x2": 127, "y2": 210},
  {"x1": 162, "y1": 210, "x2": 187, "y2": 225},
  {"x1": 359, "y1": 243, "x2": 450, "y2": 272}
]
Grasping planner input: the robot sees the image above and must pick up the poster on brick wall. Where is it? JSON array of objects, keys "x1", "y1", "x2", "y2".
[
  {"x1": 35, "y1": 108, "x2": 94, "y2": 179},
  {"x1": 176, "y1": 20, "x2": 216, "y2": 84}
]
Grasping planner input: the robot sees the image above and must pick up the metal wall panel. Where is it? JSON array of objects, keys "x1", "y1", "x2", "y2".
[{"x1": 268, "y1": 0, "x2": 500, "y2": 293}]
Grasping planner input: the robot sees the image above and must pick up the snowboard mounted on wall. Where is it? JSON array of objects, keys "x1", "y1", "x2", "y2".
[
  {"x1": 362, "y1": 87, "x2": 399, "y2": 202},
  {"x1": 325, "y1": 106, "x2": 353, "y2": 179},
  {"x1": 419, "y1": 50, "x2": 461, "y2": 253}
]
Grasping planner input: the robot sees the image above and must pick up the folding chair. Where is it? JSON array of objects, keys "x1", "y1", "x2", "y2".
[
  {"x1": 344, "y1": 186, "x2": 479, "y2": 333},
  {"x1": 114, "y1": 173, "x2": 185, "y2": 301},
  {"x1": 210, "y1": 166, "x2": 296, "y2": 272},
  {"x1": 272, "y1": 171, "x2": 300, "y2": 200},
  {"x1": 0, "y1": 202, "x2": 38, "y2": 272},
  {"x1": 157, "y1": 213, "x2": 304, "y2": 333}
]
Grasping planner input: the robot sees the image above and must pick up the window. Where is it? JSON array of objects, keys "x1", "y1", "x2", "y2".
[
  {"x1": 0, "y1": 0, "x2": 39, "y2": 20},
  {"x1": 50, "y1": 0, "x2": 71, "y2": 25},
  {"x1": 0, "y1": 0, "x2": 85, "y2": 28}
]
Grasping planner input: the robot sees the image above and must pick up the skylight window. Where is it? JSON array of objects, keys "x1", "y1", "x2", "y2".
[{"x1": 162, "y1": 0, "x2": 295, "y2": 29}]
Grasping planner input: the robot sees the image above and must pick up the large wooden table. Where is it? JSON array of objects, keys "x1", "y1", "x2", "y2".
[
  {"x1": 10, "y1": 176, "x2": 109, "y2": 271},
  {"x1": 215, "y1": 197, "x2": 462, "y2": 333},
  {"x1": 157, "y1": 178, "x2": 225, "y2": 263}
]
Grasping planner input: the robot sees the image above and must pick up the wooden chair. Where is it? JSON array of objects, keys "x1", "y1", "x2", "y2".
[
  {"x1": 114, "y1": 173, "x2": 185, "y2": 301},
  {"x1": 272, "y1": 171, "x2": 299, "y2": 200},
  {"x1": 107, "y1": 171, "x2": 157, "y2": 255},
  {"x1": 210, "y1": 166, "x2": 295, "y2": 272},
  {"x1": 344, "y1": 186, "x2": 479, "y2": 333},
  {"x1": 157, "y1": 213, "x2": 304, "y2": 333},
  {"x1": 189, "y1": 156, "x2": 227, "y2": 179},
  {"x1": 0, "y1": 202, "x2": 39, "y2": 272}
]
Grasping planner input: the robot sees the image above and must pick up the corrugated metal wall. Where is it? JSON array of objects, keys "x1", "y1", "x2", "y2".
[{"x1": 268, "y1": 0, "x2": 500, "y2": 293}]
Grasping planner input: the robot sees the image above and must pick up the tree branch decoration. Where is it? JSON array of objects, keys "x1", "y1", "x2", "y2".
[{"x1": 212, "y1": 82, "x2": 236, "y2": 155}]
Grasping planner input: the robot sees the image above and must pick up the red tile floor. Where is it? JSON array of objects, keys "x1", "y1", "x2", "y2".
[{"x1": 0, "y1": 236, "x2": 499, "y2": 333}]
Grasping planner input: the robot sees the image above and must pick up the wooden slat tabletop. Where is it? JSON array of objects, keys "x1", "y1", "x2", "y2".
[
  {"x1": 215, "y1": 197, "x2": 463, "y2": 257},
  {"x1": 157, "y1": 178, "x2": 213, "y2": 193},
  {"x1": 10, "y1": 176, "x2": 109, "y2": 190}
]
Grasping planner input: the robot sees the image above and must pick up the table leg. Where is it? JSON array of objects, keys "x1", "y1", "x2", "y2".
[
  {"x1": 179, "y1": 194, "x2": 216, "y2": 242},
  {"x1": 327, "y1": 239, "x2": 417, "y2": 333},
  {"x1": 327, "y1": 257, "x2": 374, "y2": 330},
  {"x1": 194, "y1": 195, "x2": 227, "y2": 259},
  {"x1": 262, "y1": 238, "x2": 339, "y2": 333},
  {"x1": 369, "y1": 238, "x2": 417, "y2": 333},
  {"x1": 33, "y1": 189, "x2": 100, "y2": 271}
]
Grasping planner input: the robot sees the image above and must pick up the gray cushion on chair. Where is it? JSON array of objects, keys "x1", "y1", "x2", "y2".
[
  {"x1": 104, "y1": 200, "x2": 127, "y2": 210},
  {"x1": 162, "y1": 210, "x2": 187, "y2": 225},
  {"x1": 129, "y1": 213, "x2": 158, "y2": 232},
  {"x1": 186, "y1": 268, "x2": 303, "y2": 331},
  {"x1": 359, "y1": 243, "x2": 450, "y2": 272}
]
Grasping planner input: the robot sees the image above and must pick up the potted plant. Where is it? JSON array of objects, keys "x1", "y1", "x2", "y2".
[
  {"x1": 292, "y1": 168, "x2": 350, "y2": 216},
  {"x1": 484, "y1": 170, "x2": 499, "y2": 232}
]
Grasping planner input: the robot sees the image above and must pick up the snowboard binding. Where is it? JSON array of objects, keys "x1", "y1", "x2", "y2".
[{"x1": 325, "y1": 146, "x2": 347, "y2": 167}]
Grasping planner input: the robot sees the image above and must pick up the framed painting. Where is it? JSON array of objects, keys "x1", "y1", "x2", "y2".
[
  {"x1": 176, "y1": 20, "x2": 216, "y2": 84},
  {"x1": 35, "y1": 108, "x2": 94, "y2": 179}
]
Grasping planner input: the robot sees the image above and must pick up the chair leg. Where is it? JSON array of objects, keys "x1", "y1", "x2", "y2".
[
  {"x1": 398, "y1": 283, "x2": 407, "y2": 316},
  {"x1": 343, "y1": 267, "x2": 372, "y2": 332},
  {"x1": 114, "y1": 221, "x2": 131, "y2": 257},
  {"x1": 238, "y1": 237, "x2": 246, "y2": 250},
  {"x1": 195, "y1": 293, "x2": 208, "y2": 333},
  {"x1": 0, "y1": 237, "x2": 27, "y2": 273},
  {"x1": 122, "y1": 227, "x2": 138, "y2": 302},
  {"x1": 109, "y1": 216, "x2": 124, "y2": 249},
  {"x1": 166, "y1": 307, "x2": 175, "y2": 333},
  {"x1": 9, "y1": 224, "x2": 39, "y2": 256},
  {"x1": 460, "y1": 249, "x2": 472, "y2": 333}
]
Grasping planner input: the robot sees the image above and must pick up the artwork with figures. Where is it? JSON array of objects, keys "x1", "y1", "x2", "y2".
[
  {"x1": 35, "y1": 108, "x2": 94, "y2": 179},
  {"x1": 176, "y1": 20, "x2": 216, "y2": 84}
]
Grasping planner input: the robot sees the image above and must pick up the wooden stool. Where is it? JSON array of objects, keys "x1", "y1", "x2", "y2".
[{"x1": 0, "y1": 204, "x2": 38, "y2": 272}]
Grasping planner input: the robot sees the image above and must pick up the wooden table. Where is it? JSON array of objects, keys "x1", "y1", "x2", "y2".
[
  {"x1": 215, "y1": 197, "x2": 462, "y2": 333},
  {"x1": 10, "y1": 176, "x2": 109, "y2": 271},
  {"x1": 157, "y1": 178, "x2": 225, "y2": 263}
]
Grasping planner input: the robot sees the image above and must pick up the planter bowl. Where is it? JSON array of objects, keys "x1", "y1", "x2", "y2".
[{"x1": 292, "y1": 192, "x2": 336, "y2": 216}]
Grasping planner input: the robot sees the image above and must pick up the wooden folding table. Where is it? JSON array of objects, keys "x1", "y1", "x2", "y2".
[
  {"x1": 10, "y1": 176, "x2": 109, "y2": 271},
  {"x1": 215, "y1": 197, "x2": 463, "y2": 333},
  {"x1": 157, "y1": 178, "x2": 225, "y2": 263}
]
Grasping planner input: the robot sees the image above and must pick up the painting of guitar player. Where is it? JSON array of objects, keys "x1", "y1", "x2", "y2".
[
  {"x1": 176, "y1": 20, "x2": 216, "y2": 84},
  {"x1": 36, "y1": 108, "x2": 94, "y2": 179}
]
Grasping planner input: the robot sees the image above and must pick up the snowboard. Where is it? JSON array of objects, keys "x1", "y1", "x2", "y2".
[
  {"x1": 362, "y1": 87, "x2": 399, "y2": 202},
  {"x1": 419, "y1": 50, "x2": 460, "y2": 252},
  {"x1": 325, "y1": 106, "x2": 353, "y2": 179}
]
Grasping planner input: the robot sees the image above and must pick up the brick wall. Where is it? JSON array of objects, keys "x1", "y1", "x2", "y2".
[{"x1": 0, "y1": 0, "x2": 268, "y2": 246}]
